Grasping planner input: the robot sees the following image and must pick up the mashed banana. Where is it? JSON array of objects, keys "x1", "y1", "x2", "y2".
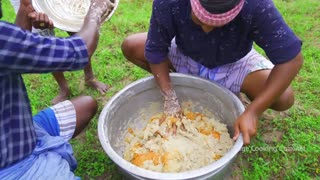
[{"x1": 123, "y1": 110, "x2": 234, "y2": 173}]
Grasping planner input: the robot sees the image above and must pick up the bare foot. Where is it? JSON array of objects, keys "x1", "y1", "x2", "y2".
[
  {"x1": 86, "y1": 78, "x2": 109, "y2": 94},
  {"x1": 238, "y1": 93, "x2": 251, "y2": 108},
  {"x1": 51, "y1": 89, "x2": 71, "y2": 105}
]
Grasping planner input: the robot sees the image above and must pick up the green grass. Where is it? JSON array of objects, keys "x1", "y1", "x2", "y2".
[{"x1": 2, "y1": 0, "x2": 319, "y2": 179}]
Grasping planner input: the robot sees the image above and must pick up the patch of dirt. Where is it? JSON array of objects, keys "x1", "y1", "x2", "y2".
[
  {"x1": 96, "y1": 95, "x2": 111, "y2": 105},
  {"x1": 84, "y1": 173, "x2": 113, "y2": 180},
  {"x1": 262, "y1": 131, "x2": 284, "y2": 143},
  {"x1": 73, "y1": 130, "x2": 87, "y2": 144},
  {"x1": 238, "y1": 93, "x2": 250, "y2": 108},
  {"x1": 92, "y1": 172, "x2": 112, "y2": 180},
  {"x1": 226, "y1": 154, "x2": 250, "y2": 180},
  {"x1": 119, "y1": 75, "x2": 134, "y2": 86},
  {"x1": 293, "y1": 102, "x2": 320, "y2": 117},
  {"x1": 78, "y1": 78, "x2": 86, "y2": 92}
]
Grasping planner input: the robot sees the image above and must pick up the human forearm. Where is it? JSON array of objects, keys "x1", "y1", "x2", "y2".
[
  {"x1": 76, "y1": 1, "x2": 109, "y2": 57},
  {"x1": 15, "y1": 2, "x2": 34, "y2": 30},
  {"x1": 150, "y1": 59, "x2": 172, "y2": 93},
  {"x1": 77, "y1": 16, "x2": 100, "y2": 57},
  {"x1": 150, "y1": 59, "x2": 181, "y2": 115},
  {"x1": 247, "y1": 53, "x2": 303, "y2": 115}
]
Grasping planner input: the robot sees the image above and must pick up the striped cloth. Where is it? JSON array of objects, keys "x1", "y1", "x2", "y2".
[
  {"x1": 50, "y1": 100, "x2": 76, "y2": 140},
  {"x1": 190, "y1": 0, "x2": 245, "y2": 26},
  {"x1": 168, "y1": 39, "x2": 274, "y2": 94},
  {"x1": 0, "y1": 100, "x2": 79, "y2": 179}
]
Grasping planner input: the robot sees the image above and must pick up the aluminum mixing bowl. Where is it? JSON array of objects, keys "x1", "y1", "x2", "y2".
[{"x1": 98, "y1": 73, "x2": 244, "y2": 179}]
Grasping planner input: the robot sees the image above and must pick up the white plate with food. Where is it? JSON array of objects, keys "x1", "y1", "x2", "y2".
[{"x1": 32, "y1": 0, "x2": 119, "y2": 32}]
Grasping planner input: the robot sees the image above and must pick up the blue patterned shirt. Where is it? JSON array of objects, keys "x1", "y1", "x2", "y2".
[
  {"x1": 0, "y1": 21, "x2": 88, "y2": 168},
  {"x1": 145, "y1": 0, "x2": 302, "y2": 68}
]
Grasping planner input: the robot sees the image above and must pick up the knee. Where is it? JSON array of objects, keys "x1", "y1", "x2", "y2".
[
  {"x1": 121, "y1": 35, "x2": 136, "y2": 60},
  {"x1": 79, "y1": 95, "x2": 98, "y2": 117},
  {"x1": 272, "y1": 88, "x2": 295, "y2": 111},
  {"x1": 279, "y1": 94, "x2": 294, "y2": 111},
  {"x1": 86, "y1": 96, "x2": 98, "y2": 116}
]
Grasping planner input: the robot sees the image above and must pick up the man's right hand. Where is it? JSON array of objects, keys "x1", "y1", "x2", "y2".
[
  {"x1": 149, "y1": 60, "x2": 183, "y2": 133},
  {"x1": 161, "y1": 89, "x2": 182, "y2": 135},
  {"x1": 88, "y1": 0, "x2": 115, "y2": 24},
  {"x1": 163, "y1": 88, "x2": 182, "y2": 116}
]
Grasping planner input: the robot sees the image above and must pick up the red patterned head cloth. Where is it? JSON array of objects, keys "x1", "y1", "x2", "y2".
[{"x1": 191, "y1": 0, "x2": 245, "y2": 26}]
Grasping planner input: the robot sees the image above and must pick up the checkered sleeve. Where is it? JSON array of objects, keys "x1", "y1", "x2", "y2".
[{"x1": 0, "y1": 21, "x2": 89, "y2": 74}]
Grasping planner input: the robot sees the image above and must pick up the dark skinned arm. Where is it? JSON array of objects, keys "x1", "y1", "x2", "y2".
[
  {"x1": 233, "y1": 52, "x2": 303, "y2": 145},
  {"x1": 75, "y1": 0, "x2": 112, "y2": 57},
  {"x1": 76, "y1": 13, "x2": 101, "y2": 58},
  {"x1": 149, "y1": 58, "x2": 172, "y2": 92},
  {"x1": 149, "y1": 58, "x2": 181, "y2": 116},
  {"x1": 15, "y1": 0, "x2": 35, "y2": 30}
]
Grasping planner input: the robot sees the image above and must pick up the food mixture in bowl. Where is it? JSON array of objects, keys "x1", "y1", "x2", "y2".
[{"x1": 123, "y1": 109, "x2": 234, "y2": 173}]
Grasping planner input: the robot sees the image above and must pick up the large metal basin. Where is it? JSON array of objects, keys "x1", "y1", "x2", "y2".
[{"x1": 98, "y1": 73, "x2": 244, "y2": 179}]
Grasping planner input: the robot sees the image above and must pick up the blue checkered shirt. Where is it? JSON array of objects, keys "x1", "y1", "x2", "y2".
[{"x1": 0, "y1": 21, "x2": 89, "y2": 168}]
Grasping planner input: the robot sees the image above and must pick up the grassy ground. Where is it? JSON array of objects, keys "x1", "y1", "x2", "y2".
[{"x1": 2, "y1": 0, "x2": 319, "y2": 179}]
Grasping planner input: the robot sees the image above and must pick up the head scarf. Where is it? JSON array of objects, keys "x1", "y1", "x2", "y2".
[
  {"x1": 190, "y1": 0, "x2": 244, "y2": 26},
  {"x1": 199, "y1": 0, "x2": 241, "y2": 14}
]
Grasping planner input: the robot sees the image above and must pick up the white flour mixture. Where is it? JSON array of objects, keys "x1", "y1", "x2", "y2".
[{"x1": 123, "y1": 110, "x2": 234, "y2": 173}]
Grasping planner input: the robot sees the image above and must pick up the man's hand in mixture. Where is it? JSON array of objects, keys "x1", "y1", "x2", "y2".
[{"x1": 159, "y1": 88, "x2": 185, "y2": 134}]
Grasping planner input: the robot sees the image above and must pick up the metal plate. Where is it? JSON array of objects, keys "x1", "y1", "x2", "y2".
[{"x1": 32, "y1": 0, "x2": 119, "y2": 32}]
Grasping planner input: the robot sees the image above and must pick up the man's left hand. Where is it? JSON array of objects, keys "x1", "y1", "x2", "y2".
[
  {"x1": 233, "y1": 109, "x2": 258, "y2": 146},
  {"x1": 29, "y1": 12, "x2": 54, "y2": 29}
]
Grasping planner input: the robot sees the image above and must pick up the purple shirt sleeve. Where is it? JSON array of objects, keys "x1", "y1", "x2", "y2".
[
  {"x1": 249, "y1": 0, "x2": 302, "y2": 64},
  {"x1": 145, "y1": 0, "x2": 175, "y2": 64}
]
